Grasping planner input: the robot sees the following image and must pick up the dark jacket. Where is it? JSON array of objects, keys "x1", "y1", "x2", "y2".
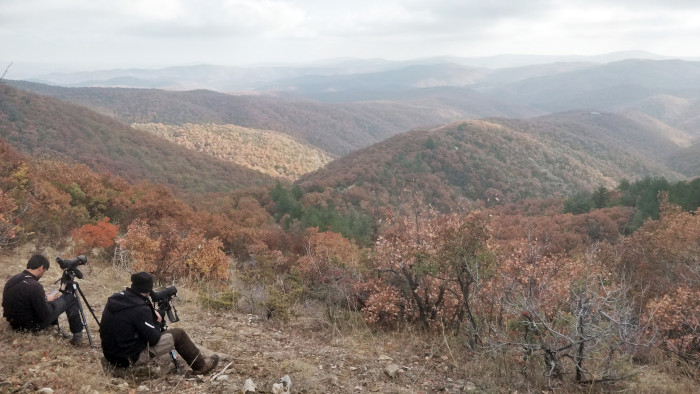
[
  {"x1": 100, "y1": 288, "x2": 162, "y2": 367},
  {"x1": 2, "y1": 271, "x2": 53, "y2": 331}
]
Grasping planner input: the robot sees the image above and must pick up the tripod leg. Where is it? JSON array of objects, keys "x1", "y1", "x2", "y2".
[
  {"x1": 76, "y1": 284, "x2": 101, "y2": 328},
  {"x1": 55, "y1": 320, "x2": 71, "y2": 339},
  {"x1": 72, "y1": 286, "x2": 95, "y2": 348},
  {"x1": 170, "y1": 351, "x2": 181, "y2": 374}
]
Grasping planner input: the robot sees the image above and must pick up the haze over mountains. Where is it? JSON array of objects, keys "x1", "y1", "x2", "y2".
[
  {"x1": 3, "y1": 53, "x2": 700, "y2": 209},
  {"x1": 14, "y1": 51, "x2": 693, "y2": 91}
]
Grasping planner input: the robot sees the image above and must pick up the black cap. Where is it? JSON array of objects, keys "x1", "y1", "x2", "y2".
[{"x1": 130, "y1": 272, "x2": 154, "y2": 294}]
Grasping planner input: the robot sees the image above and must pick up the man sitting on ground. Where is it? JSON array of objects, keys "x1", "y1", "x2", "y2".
[
  {"x1": 2, "y1": 254, "x2": 84, "y2": 344},
  {"x1": 100, "y1": 272, "x2": 218, "y2": 374}
]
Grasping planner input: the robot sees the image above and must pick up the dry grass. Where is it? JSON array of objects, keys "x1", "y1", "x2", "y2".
[{"x1": 1, "y1": 244, "x2": 699, "y2": 393}]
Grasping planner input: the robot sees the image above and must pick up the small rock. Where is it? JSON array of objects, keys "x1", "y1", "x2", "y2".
[
  {"x1": 463, "y1": 382, "x2": 477, "y2": 392},
  {"x1": 215, "y1": 374, "x2": 229, "y2": 382},
  {"x1": 354, "y1": 386, "x2": 363, "y2": 391},
  {"x1": 384, "y1": 364, "x2": 401, "y2": 379},
  {"x1": 243, "y1": 378, "x2": 257, "y2": 393},
  {"x1": 377, "y1": 355, "x2": 393, "y2": 362},
  {"x1": 280, "y1": 375, "x2": 291, "y2": 389},
  {"x1": 38, "y1": 389, "x2": 54, "y2": 394},
  {"x1": 136, "y1": 385, "x2": 150, "y2": 392}
]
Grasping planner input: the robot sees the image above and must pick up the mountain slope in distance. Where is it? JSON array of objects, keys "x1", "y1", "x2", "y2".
[
  {"x1": 299, "y1": 113, "x2": 684, "y2": 213},
  {"x1": 0, "y1": 84, "x2": 276, "y2": 194},
  {"x1": 7, "y1": 81, "x2": 466, "y2": 155},
  {"x1": 7, "y1": 81, "x2": 541, "y2": 155},
  {"x1": 483, "y1": 59, "x2": 700, "y2": 112},
  {"x1": 621, "y1": 94, "x2": 700, "y2": 138},
  {"x1": 133, "y1": 122, "x2": 334, "y2": 180}
]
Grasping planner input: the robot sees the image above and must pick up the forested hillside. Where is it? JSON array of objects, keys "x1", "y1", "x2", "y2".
[
  {"x1": 12, "y1": 59, "x2": 700, "y2": 160},
  {"x1": 622, "y1": 94, "x2": 700, "y2": 138},
  {"x1": 298, "y1": 114, "x2": 684, "y2": 215},
  {"x1": 499, "y1": 110, "x2": 692, "y2": 167},
  {"x1": 133, "y1": 122, "x2": 334, "y2": 180},
  {"x1": 1, "y1": 83, "x2": 699, "y2": 391},
  {"x1": 2, "y1": 132, "x2": 699, "y2": 392},
  {"x1": 0, "y1": 85, "x2": 275, "y2": 194},
  {"x1": 7, "y1": 81, "x2": 468, "y2": 155},
  {"x1": 670, "y1": 142, "x2": 700, "y2": 176}
]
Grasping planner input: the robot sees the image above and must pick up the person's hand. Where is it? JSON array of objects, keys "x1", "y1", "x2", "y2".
[
  {"x1": 155, "y1": 310, "x2": 162, "y2": 323},
  {"x1": 46, "y1": 291, "x2": 59, "y2": 302}
]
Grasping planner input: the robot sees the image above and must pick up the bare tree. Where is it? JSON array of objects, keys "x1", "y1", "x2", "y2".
[{"x1": 0, "y1": 62, "x2": 11, "y2": 82}]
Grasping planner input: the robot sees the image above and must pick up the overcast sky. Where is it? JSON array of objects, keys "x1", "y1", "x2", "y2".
[{"x1": 2, "y1": 0, "x2": 700, "y2": 73}]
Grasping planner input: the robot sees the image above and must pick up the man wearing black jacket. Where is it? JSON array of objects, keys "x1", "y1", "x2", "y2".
[
  {"x1": 2, "y1": 254, "x2": 84, "y2": 344},
  {"x1": 100, "y1": 272, "x2": 218, "y2": 374}
]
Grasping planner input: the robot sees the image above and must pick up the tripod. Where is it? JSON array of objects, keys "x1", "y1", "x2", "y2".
[
  {"x1": 157, "y1": 309, "x2": 183, "y2": 374},
  {"x1": 54, "y1": 270, "x2": 101, "y2": 348}
]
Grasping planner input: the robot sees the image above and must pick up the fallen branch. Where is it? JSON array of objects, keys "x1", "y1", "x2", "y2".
[{"x1": 212, "y1": 361, "x2": 233, "y2": 380}]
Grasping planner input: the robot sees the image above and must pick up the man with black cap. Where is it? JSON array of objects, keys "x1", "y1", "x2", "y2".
[
  {"x1": 100, "y1": 272, "x2": 219, "y2": 374},
  {"x1": 2, "y1": 254, "x2": 84, "y2": 344}
]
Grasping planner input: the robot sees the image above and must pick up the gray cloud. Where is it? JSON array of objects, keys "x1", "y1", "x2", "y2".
[{"x1": 2, "y1": 0, "x2": 700, "y2": 69}]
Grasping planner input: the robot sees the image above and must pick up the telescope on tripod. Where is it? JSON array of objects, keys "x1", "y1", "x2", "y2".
[{"x1": 53, "y1": 255, "x2": 101, "y2": 347}]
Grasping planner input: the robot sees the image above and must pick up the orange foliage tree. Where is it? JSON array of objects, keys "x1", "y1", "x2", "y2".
[
  {"x1": 365, "y1": 210, "x2": 495, "y2": 340},
  {"x1": 296, "y1": 228, "x2": 363, "y2": 312},
  {"x1": 644, "y1": 287, "x2": 700, "y2": 362},
  {"x1": 118, "y1": 219, "x2": 229, "y2": 283},
  {"x1": 71, "y1": 217, "x2": 119, "y2": 254}
]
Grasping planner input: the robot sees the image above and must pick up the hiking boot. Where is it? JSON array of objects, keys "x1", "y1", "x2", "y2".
[
  {"x1": 69, "y1": 332, "x2": 83, "y2": 346},
  {"x1": 192, "y1": 354, "x2": 219, "y2": 375}
]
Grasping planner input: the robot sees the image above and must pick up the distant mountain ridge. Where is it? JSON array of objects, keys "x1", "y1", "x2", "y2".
[
  {"x1": 7, "y1": 81, "x2": 534, "y2": 155},
  {"x1": 481, "y1": 59, "x2": 700, "y2": 108},
  {"x1": 6, "y1": 56, "x2": 700, "y2": 208},
  {"x1": 11, "y1": 58, "x2": 700, "y2": 152},
  {"x1": 13, "y1": 51, "x2": 686, "y2": 91}
]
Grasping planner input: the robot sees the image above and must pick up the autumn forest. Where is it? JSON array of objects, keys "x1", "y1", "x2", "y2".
[{"x1": 1, "y1": 58, "x2": 700, "y2": 392}]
